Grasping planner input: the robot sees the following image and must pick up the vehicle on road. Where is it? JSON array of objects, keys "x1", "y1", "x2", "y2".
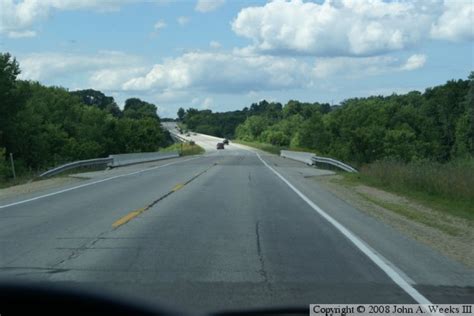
[
  {"x1": 216, "y1": 143, "x2": 225, "y2": 149},
  {"x1": 223, "y1": 139, "x2": 229, "y2": 145}
]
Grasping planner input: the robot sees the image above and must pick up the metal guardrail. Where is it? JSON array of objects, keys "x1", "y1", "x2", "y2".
[
  {"x1": 39, "y1": 151, "x2": 180, "y2": 178},
  {"x1": 39, "y1": 157, "x2": 113, "y2": 178},
  {"x1": 168, "y1": 130, "x2": 188, "y2": 143},
  {"x1": 311, "y1": 155, "x2": 358, "y2": 173},
  {"x1": 109, "y1": 151, "x2": 179, "y2": 167},
  {"x1": 280, "y1": 150, "x2": 314, "y2": 165},
  {"x1": 174, "y1": 134, "x2": 188, "y2": 142},
  {"x1": 280, "y1": 150, "x2": 358, "y2": 173}
]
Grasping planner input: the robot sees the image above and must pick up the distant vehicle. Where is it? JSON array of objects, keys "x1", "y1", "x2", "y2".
[
  {"x1": 216, "y1": 143, "x2": 224, "y2": 149},
  {"x1": 223, "y1": 139, "x2": 229, "y2": 145}
]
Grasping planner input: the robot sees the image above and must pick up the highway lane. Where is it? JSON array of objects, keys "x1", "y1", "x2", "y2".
[{"x1": 0, "y1": 133, "x2": 472, "y2": 313}]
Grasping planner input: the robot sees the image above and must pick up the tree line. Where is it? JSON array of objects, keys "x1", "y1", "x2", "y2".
[
  {"x1": 179, "y1": 74, "x2": 473, "y2": 165},
  {"x1": 0, "y1": 53, "x2": 172, "y2": 179}
]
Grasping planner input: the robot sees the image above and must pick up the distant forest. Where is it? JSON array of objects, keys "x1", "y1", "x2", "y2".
[{"x1": 179, "y1": 73, "x2": 473, "y2": 165}]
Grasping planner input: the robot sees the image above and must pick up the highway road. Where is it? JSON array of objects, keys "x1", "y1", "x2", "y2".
[{"x1": 0, "y1": 127, "x2": 472, "y2": 313}]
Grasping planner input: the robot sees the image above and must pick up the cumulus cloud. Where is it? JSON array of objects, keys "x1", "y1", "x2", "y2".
[
  {"x1": 15, "y1": 48, "x2": 428, "y2": 101},
  {"x1": 122, "y1": 51, "x2": 311, "y2": 93},
  {"x1": 400, "y1": 54, "x2": 427, "y2": 71},
  {"x1": 0, "y1": 0, "x2": 132, "y2": 37},
  {"x1": 195, "y1": 0, "x2": 225, "y2": 13},
  {"x1": 232, "y1": 0, "x2": 473, "y2": 57},
  {"x1": 17, "y1": 51, "x2": 146, "y2": 90},
  {"x1": 89, "y1": 67, "x2": 148, "y2": 91},
  {"x1": 430, "y1": 0, "x2": 474, "y2": 41},
  {"x1": 312, "y1": 54, "x2": 427, "y2": 78}
]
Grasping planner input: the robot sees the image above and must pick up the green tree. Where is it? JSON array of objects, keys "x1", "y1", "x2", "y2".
[
  {"x1": 177, "y1": 107, "x2": 185, "y2": 121},
  {"x1": 70, "y1": 89, "x2": 121, "y2": 117},
  {"x1": 123, "y1": 98, "x2": 159, "y2": 120},
  {"x1": 453, "y1": 72, "x2": 474, "y2": 157},
  {"x1": 0, "y1": 53, "x2": 21, "y2": 151}
]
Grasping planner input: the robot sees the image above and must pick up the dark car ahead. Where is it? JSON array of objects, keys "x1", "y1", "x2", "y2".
[
  {"x1": 216, "y1": 142, "x2": 225, "y2": 149},
  {"x1": 223, "y1": 139, "x2": 229, "y2": 145}
]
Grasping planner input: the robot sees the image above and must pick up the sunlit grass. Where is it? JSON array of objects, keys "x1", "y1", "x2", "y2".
[
  {"x1": 161, "y1": 142, "x2": 205, "y2": 156},
  {"x1": 232, "y1": 140, "x2": 283, "y2": 154}
]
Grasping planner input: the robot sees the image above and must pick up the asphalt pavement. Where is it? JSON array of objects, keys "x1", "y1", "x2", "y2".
[{"x1": 0, "y1": 128, "x2": 472, "y2": 314}]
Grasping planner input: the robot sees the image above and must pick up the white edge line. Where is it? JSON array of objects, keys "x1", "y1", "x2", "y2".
[
  {"x1": 256, "y1": 152, "x2": 433, "y2": 306},
  {"x1": 0, "y1": 156, "x2": 201, "y2": 210}
]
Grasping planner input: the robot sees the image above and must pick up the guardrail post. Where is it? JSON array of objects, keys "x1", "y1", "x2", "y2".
[{"x1": 9, "y1": 153, "x2": 16, "y2": 179}]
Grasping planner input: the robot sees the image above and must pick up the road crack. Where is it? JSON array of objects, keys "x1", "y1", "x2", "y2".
[{"x1": 255, "y1": 221, "x2": 270, "y2": 286}]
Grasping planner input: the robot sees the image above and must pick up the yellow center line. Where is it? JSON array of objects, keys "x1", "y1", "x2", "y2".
[
  {"x1": 112, "y1": 210, "x2": 142, "y2": 229},
  {"x1": 112, "y1": 165, "x2": 215, "y2": 229},
  {"x1": 172, "y1": 183, "x2": 185, "y2": 192}
]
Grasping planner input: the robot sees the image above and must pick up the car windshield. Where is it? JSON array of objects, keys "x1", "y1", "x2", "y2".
[{"x1": 0, "y1": 0, "x2": 473, "y2": 314}]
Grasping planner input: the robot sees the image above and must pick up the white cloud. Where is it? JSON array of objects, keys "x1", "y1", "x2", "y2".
[
  {"x1": 400, "y1": 54, "x2": 427, "y2": 71},
  {"x1": 15, "y1": 48, "x2": 428, "y2": 98},
  {"x1": 430, "y1": 0, "x2": 474, "y2": 41},
  {"x1": 209, "y1": 41, "x2": 221, "y2": 49},
  {"x1": 0, "y1": 0, "x2": 132, "y2": 37},
  {"x1": 122, "y1": 51, "x2": 311, "y2": 93},
  {"x1": 201, "y1": 97, "x2": 213, "y2": 109},
  {"x1": 7, "y1": 30, "x2": 36, "y2": 38},
  {"x1": 154, "y1": 20, "x2": 167, "y2": 31},
  {"x1": 195, "y1": 0, "x2": 225, "y2": 13},
  {"x1": 312, "y1": 54, "x2": 427, "y2": 79},
  {"x1": 17, "y1": 51, "x2": 146, "y2": 90},
  {"x1": 189, "y1": 96, "x2": 213, "y2": 109},
  {"x1": 89, "y1": 67, "x2": 147, "y2": 91},
  {"x1": 232, "y1": 0, "x2": 472, "y2": 57},
  {"x1": 177, "y1": 16, "x2": 189, "y2": 26}
]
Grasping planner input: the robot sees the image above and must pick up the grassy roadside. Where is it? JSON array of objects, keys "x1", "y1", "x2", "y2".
[
  {"x1": 232, "y1": 139, "x2": 322, "y2": 156},
  {"x1": 160, "y1": 142, "x2": 205, "y2": 156},
  {"x1": 177, "y1": 122, "x2": 187, "y2": 132},
  {"x1": 0, "y1": 172, "x2": 37, "y2": 189},
  {"x1": 0, "y1": 164, "x2": 107, "y2": 189},
  {"x1": 232, "y1": 140, "x2": 282, "y2": 154},
  {"x1": 339, "y1": 159, "x2": 474, "y2": 222}
]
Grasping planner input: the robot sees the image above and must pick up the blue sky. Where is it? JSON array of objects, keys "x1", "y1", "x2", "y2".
[{"x1": 1, "y1": 0, "x2": 473, "y2": 117}]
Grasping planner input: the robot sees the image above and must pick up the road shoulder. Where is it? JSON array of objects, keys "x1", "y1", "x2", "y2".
[
  {"x1": 258, "y1": 153, "x2": 474, "y2": 290},
  {"x1": 314, "y1": 174, "x2": 473, "y2": 268}
]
